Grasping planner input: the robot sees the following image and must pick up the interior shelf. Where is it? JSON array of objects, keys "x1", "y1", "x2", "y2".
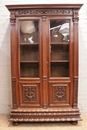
[
  {"x1": 20, "y1": 61, "x2": 39, "y2": 63},
  {"x1": 51, "y1": 60, "x2": 69, "y2": 63},
  {"x1": 50, "y1": 42, "x2": 69, "y2": 45},
  {"x1": 20, "y1": 43, "x2": 38, "y2": 45}
]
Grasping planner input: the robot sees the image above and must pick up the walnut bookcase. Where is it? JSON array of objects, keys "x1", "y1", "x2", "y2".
[{"x1": 6, "y1": 4, "x2": 83, "y2": 125}]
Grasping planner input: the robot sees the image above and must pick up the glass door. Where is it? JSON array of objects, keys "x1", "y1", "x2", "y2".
[
  {"x1": 50, "y1": 20, "x2": 69, "y2": 77},
  {"x1": 48, "y1": 19, "x2": 72, "y2": 107},
  {"x1": 19, "y1": 20, "x2": 39, "y2": 78}
]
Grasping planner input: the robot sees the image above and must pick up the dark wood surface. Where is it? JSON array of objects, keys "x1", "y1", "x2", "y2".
[{"x1": 6, "y1": 4, "x2": 82, "y2": 124}]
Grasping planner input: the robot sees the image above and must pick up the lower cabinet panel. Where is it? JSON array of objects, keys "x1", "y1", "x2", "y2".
[
  {"x1": 48, "y1": 82, "x2": 70, "y2": 107},
  {"x1": 19, "y1": 83, "x2": 41, "y2": 107}
]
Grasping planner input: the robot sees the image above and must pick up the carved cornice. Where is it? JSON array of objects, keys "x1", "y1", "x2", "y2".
[{"x1": 16, "y1": 9, "x2": 72, "y2": 16}]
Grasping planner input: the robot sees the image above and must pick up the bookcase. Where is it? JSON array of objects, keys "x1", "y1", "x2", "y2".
[{"x1": 6, "y1": 4, "x2": 82, "y2": 125}]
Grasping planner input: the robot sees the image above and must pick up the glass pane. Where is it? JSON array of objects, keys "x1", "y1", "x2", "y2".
[
  {"x1": 50, "y1": 20, "x2": 69, "y2": 77},
  {"x1": 20, "y1": 20, "x2": 39, "y2": 78}
]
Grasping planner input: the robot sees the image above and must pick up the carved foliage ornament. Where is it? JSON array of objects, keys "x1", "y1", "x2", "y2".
[
  {"x1": 54, "y1": 86, "x2": 66, "y2": 101},
  {"x1": 16, "y1": 9, "x2": 72, "y2": 15},
  {"x1": 23, "y1": 86, "x2": 36, "y2": 102}
]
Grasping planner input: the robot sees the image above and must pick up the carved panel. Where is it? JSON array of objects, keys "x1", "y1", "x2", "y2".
[
  {"x1": 16, "y1": 9, "x2": 72, "y2": 16},
  {"x1": 23, "y1": 85, "x2": 37, "y2": 102},
  {"x1": 12, "y1": 77, "x2": 17, "y2": 108},
  {"x1": 54, "y1": 85, "x2": 66, "y2": 101},
  {"x1": 73, "y1": 77, "x2": 78, "y2": 107}
]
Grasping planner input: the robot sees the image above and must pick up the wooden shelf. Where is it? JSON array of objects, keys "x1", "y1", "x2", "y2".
[
  {"x1": 51, "y1": 42, "x2": 69, "y2": 45},
  {"x1": 20, "y1": 61, "x2": 39, "y2": 63},
  {"x1": 20, "y1": 43, "x2": 38, "y2": 45},
  {"x1": 51, "y1": 60, "x2": 69, "y2": 62}
]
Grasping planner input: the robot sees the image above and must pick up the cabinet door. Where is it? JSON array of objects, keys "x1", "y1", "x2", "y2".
[
  {"x1": 48, "y1": 18, "x2": 73, "y2": 107},
  {"x1": 17, "y1": 18, "x2": 43, "y2": 108}
]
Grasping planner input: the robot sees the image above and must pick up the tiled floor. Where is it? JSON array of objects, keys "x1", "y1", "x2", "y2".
[{"x1": 0, "y1": 114, "x2": 87, "y2": 130}]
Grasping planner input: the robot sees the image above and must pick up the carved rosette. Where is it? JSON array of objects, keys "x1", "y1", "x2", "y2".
[
  {"x1": 23, "y1": 86, "x2": 36, "y2": 102},
  {"x1": 12, "y1": 77, "x2": 17, "y2": 108},
  {"x1": 54, "y1": 86, "x2": 66, "y2": 101},
  {"x1": 73, "y1": 77, "x2": 78, "y2": 108},
  {"x1": 73, "y1": 10, "x2": 79, "y2": 24},
  {"x1": 16, "y1": 9, "x2": 72, "y2": 16}
]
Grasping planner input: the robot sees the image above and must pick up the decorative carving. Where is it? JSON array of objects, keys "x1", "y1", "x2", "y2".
[
  {"x1": 73, "y1": 77, "x2": 78, "y2": 108},
  {"x1": 43, "y1": 104, "x2": 48, "y2": 109},
  {"x1": 9, "y1": 117, "x2": 81, "y2": 122},
  {"x1": 10, "y1": 11, "x2": 16, "y2": 24},
  {"x1": 12, "y1": 77, "x2": 17, "y2": 108},
  {"x1": 16, "y1": 9, "x2": 72, "y2": 15},
  {"x1": 23, "y1": 86, "x2": 36, "y2": 102},
  {"x1": 73, "y1": 10, "x2": 79, "y2": 24},
  {"x1": 54, "y1": 85, "x2": 66, "y2": 101},
  {"x1": 42, "y1": 16, "x2": 47, "y2": 21}
]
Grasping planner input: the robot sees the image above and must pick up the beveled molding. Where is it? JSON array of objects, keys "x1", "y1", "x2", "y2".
[
  {"x1": 11, "y1": 108, "x2": 80, "y2": 113},
  {"x1": 10, "y1": 112, "x2": 80, "y2": 116}
]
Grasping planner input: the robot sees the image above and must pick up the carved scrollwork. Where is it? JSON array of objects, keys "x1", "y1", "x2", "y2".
[
  {"x1": 23, "y1": 86, "x2": 36, "y2": 102},
  {"x1": 54, "y1": 85, "x2": 66, "y2": 101},
  {"x1": 16, "y1": 9, "x2": 72, "y2": 16}
]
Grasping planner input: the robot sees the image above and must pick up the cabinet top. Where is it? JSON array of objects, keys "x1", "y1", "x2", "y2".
[{"x1": 6, "y1": 4, "x2": 83, "y2": 11}]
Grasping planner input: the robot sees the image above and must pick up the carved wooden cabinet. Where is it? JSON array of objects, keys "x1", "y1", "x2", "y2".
[{"x1": 6, "y1": 4, "x2": 82, "y2": 125}]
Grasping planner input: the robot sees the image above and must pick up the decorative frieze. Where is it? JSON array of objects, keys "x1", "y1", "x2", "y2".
[{"x1": 16, "y1": 9, "x2": 72, "y2": 16}]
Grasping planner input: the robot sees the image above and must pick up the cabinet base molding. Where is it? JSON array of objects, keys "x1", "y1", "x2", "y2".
[
  {"x1": 10, "y1": 117, "x2": 81, "y2": 122},
  {"x1": 9, "y1": 108, "x2": 81, "y2": 123}
]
